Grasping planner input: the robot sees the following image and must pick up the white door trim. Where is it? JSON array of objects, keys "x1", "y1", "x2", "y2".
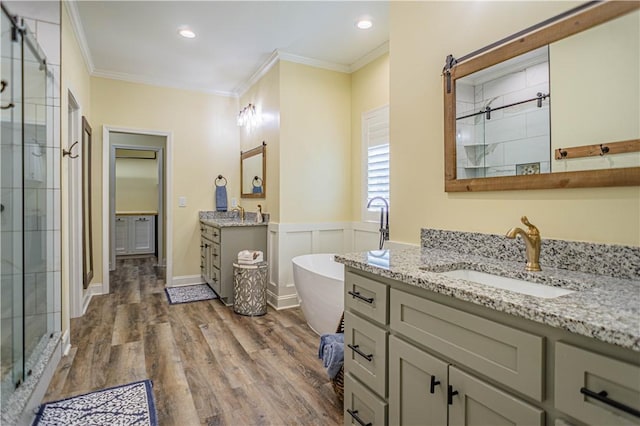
[
  {"x1": 67, "y1": 89, "x2": 83, "y2": 318},
  {"x1": 102, "y1": 125, "x2": 173, "y2": 293}
]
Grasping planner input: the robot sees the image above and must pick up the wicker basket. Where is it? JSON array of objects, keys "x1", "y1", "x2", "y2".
[{"x1": 330, "y1": 312, "x2": 345, "y2": 402}]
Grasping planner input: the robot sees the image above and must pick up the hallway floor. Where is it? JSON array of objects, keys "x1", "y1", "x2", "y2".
[{"x1": 43, "y1": 257, "x2": 343, "y2": 425}]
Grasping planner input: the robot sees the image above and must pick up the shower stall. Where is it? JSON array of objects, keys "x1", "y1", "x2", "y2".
[{"x1": 1, "y1": 2, "x2": 61, "y2": 419}]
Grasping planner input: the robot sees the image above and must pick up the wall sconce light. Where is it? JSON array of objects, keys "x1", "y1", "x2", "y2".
[{"x1": 237, "y1": 103, "x2": 260, "y2": 130}]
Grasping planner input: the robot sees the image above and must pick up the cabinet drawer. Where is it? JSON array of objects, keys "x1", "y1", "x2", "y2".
[
  {"x1": 344, "y1": 311, "x2": 387, "y2": 397},
  {"x1": 345, "y1": 271, "x2": 388, "y2": 325},
  {"x1": 555, "y1": 342, "x2": 640, "y2": 425},
  {"x1": 449, "y1": 366, "x2": 544, "y2": 426},
  {"x1": 344, "y1": 373, "x2": 387, "y2": 426},
  {"x1": 390, "y1": 288, "x2": 544, "y2": 401},
  {"x1": 200, "y1": 223, "x2": 221, "y2": 244}
]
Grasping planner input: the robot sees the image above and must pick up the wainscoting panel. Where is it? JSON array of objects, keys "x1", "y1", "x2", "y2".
[{"x1": 266, "y1": 222, "x2": 380, "y2": 309}]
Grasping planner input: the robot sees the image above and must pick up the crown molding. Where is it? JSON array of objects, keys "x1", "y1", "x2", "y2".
[
  {"x1": 349, "y1": 41, "x2": 389, "y2": 73},
  {"x1": 63, "y1": 0, "x2": 94, "y2": 73},
  {"x1": 276, "y1": 50, "x2": 351, "y2": 74},
  {"x1": 235, "y1": 50, "x2": 281, "y2": 98},
  {"x1": 91, "y1": 68, "x2": 238, "y2": 98}
]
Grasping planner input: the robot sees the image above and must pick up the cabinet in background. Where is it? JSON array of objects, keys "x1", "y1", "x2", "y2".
[
  {"x1": 115, "y1": 215, "x2": 156, "y2": 255},
  {"x1": 199, "y1": 221, "x2": 267, "y2": 306}
]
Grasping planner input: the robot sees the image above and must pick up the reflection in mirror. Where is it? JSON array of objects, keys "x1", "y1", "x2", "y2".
[
  {"x1": 444, "y1": 2, "x2": 640, "y2": 192},
  {"x1": 241, "y1": 142, "x2": 266, "y2": 198},
  {"x1": 82, "y1": 116, "x2": 94, "y2": 288},
  {"x1": 456, "y1": 46, "x2": 550, "y2": 179}
]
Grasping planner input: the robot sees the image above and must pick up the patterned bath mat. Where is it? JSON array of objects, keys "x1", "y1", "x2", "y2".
[
  {"x1": 34, "y1": 379, "x2": 157, "y2": 425},
  {"x1": 165, "y1": 283, "x2": 218, "y2": 305}
]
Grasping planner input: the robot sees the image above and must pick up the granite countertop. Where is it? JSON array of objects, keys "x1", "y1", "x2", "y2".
[
  {"x1": 335, "y1": 246, "x2": 640, "y2": 352},
  {"x1": 200, "y1": 218, "x2": 268, "y2": 228}
]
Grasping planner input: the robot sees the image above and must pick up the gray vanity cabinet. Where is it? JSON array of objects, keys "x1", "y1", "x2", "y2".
[
  {"x1": 200, "y1": 221, "x2": 267, "y2": 306},
  {"x1": 389, "y1": 335, "x2": 448, "y2": 426}
]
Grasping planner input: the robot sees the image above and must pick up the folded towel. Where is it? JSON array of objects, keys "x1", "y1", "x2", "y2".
[
  {"x1": 319, "y1": 333, "x2": 345, "y2": 379},
  {"x1": 216, "y1": 185, "x2": 227, "y2": 212},
  {"x1": 318, "y1": 333, "x2": 344, "y2": 359},
  {"x1": 323, "y1": 342, "x2": 344, "y2": 379},
  {"x1": 237, "y1": 250, "x2": 263, "y2": 264}
]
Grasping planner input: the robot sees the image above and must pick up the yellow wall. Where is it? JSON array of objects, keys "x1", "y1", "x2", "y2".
[
  {"x1": 239, "y1": 63, "x2": 281, "y2": 220},
  {"x1": 115, "y1": 158, "x2": 158, "y2": 212},
  {"x1": 350, "y1": 53, "x2": 390, "y2": 222},
  {"x1": 551, "y1": 9, "x2": 640, "y2": 172},
  {"x1": 90, "y1": 77, "x2": 240, "y2": 279},
  {"x1": 390, "y1": 1, "x2": 639, "y2": 246},
  {"x1": 61, "y1": 5, "x2": 92, "y2": 333},
  {"x1": 279, "y1": 61, "x2": 352, "y2": 223}
]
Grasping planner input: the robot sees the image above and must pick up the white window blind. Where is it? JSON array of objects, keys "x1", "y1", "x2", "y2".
[{"x1": 363, "y1": 106, "x2": 389, "y2": 218}]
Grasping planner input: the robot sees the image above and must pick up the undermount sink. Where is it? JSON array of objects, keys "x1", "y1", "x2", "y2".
[{"x1": 439, "y1": 269, "x2": 574, "y2": 299}]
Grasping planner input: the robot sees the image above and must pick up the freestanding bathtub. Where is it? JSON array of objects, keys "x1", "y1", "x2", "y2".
[{"x1": 292, "y1": 253, "x2": 344, "y2": 335}]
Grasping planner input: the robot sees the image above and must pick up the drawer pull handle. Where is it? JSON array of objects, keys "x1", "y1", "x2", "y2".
[
  {"x1": 346, "y1": 409, "x2": 372, "y2": 426},
  {"x1": 430, "y1": 376, "x2": 441, "y2": 394},
  {"x1": 348, "y1": 290, "x2": 374, "y2": 304},
  {"x1": 580, "y1": 387, "x2": 640, "y2": 418},
  {"x1": 447, "y1": 385, "x2": 458, "y2": 405},
  {"x1": 347, "y1": 344, "x2": 373, "y2": 362},
  {"x1": 213, "y1": 233, "x2": 219, "y2": 237}
]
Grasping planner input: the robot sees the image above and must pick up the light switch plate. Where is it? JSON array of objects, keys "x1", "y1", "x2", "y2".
[
  {"x1": 231, "y1": 197, "x2": 237, "y2": 208},
  {"x1": 178, "y1": 196, "x2": 187, "y2": 207}
]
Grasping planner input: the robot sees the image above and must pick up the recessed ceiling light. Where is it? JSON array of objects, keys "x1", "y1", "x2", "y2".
[
  {"x1": 178, "y1": 27, "x2": 196, "y2": 39},
  {"x1": 356, "y1": 19, "x2": 373, "y2": 30}
]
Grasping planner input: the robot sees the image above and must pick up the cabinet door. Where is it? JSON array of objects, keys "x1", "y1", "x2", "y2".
[
  {"x1": 131, "y1": 216, "x2": 155, "y2": 254},
  {"x1": 389, "y1": 335, "x2": 448, "y2": 426},
  {"x1": 115, "y1": 216, "x2": 128, "y2": 255},
  {"x1": 448, "y1": 366, "x2": 544, "y2": 426}
]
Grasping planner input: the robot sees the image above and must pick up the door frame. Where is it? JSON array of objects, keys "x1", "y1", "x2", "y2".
[
  {"x1": 67, "y1": 90, "x2": 83, "y2": 319},
  {"x1": 102, "y1": 126, "x2": 173, "y2": 293}
]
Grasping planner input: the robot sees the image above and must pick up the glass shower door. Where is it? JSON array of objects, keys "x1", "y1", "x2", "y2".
[{"x1": 1, "y1": 7, "x2": 25, "y2": 401}]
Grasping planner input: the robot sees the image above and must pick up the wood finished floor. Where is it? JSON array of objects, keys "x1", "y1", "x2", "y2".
[{"x1": 43, "y1": 257, "x2": 343, "y2": 425}]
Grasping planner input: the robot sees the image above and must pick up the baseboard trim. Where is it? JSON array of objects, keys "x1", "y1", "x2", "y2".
[
  {"x1": 82, "y1": 282, "x2": 103, "y2": 315},
  {"x1": 169, "y1": 275, "x2": 204, "y2": 287},
  {"x1": 61, "y1": 329, "x2": 71, "y2": 356},
  {"x1": 266, "y1": 291, "x2": 299, "y2": 310}
]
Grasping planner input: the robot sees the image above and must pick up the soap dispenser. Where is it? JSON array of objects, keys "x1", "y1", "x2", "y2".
[{"x1": 256, "y1": 204, "x2": 263, "y2": 223}]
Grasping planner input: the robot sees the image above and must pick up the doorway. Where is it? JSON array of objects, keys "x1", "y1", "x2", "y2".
[{"x1": 102, "y1": 127, "x2": 172, "y2": 293}]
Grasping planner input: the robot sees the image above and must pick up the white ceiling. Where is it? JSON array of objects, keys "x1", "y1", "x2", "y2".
[{"x1": 71, "y1": 1, "x2": 390, "y2": 97}]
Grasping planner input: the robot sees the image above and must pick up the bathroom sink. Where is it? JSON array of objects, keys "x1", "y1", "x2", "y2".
[{"x1": 438, "y1": 269, "x2": 574, "y2": 299}]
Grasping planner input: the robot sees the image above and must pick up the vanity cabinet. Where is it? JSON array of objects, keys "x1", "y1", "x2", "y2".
[
  {"x1": 199, "y1": 221, "x2": 267, "y2": 306},
  {"x1": 344, "y1": 268, "x2": 640, "y2": 426},
  {"x1": 115, "y1": 214, "x2": 155, "y2": 255}
]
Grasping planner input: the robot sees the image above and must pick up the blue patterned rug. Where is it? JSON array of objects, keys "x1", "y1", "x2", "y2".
[
  {"x1": 165, "y1": 284, "x2": 218, "y2": 305},
  {"x1": 34, "y1": 379, "x2": 157, "y2": 425}
]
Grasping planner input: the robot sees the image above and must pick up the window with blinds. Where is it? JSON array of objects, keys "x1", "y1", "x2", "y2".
[{"x1": 362, "y1": 105, "x2": 389, "y2": 220}]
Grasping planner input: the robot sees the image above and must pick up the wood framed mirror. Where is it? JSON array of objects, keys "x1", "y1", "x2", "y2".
[
  {"x1": 82, "y1": 116, "x2": 93, "y2": 288},
  {"x1": 444, "y1": 1, "x2": 640, "y2": 192},
  {"x1": 241, "y1": 142, "x2": 266, "y2": 198}
]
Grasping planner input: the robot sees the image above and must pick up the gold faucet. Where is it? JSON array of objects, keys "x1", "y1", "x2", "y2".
[
  {"x1": 506, "y1": 216, "x2": 541, "y2": 272},
  {"x1": 232, "y1": 205, "x2": 245, "y2": 221}
]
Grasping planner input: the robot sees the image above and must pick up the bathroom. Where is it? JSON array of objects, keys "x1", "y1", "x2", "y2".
[{"x1": 1, "y1": 0, "x2": 639, "y2": 425}]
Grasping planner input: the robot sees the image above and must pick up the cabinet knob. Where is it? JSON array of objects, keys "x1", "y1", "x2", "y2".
[
  {"x1": 447, "y1": 385, "x2": 459, "y2": 405},
  {"x1": 430, "y1": 376, "x2": 441, "y2": 394}
]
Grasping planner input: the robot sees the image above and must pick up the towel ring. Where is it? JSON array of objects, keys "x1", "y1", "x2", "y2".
[
  {"x1": 215, "y1": 174, "x2": 227, "y2": 187},
  {"x1": 252, "y1": 176, "x2": 263, "y2": 187}
]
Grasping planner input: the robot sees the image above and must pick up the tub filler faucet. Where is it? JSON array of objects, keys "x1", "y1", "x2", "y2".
[{"x1": 367, "y1": 197, "x2": 389, "y2": 250}]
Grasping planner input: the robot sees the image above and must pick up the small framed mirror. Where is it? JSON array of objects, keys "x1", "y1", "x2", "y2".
[
  {"x1": 241, "y1": 142, "x2": 266, "y2": 198},
  {"x1": 82, "y1": 116, "x2": 94, "y2": 288},
  {"x1": 444, "y1": 2, "x2": 640, "y2": 192}
]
